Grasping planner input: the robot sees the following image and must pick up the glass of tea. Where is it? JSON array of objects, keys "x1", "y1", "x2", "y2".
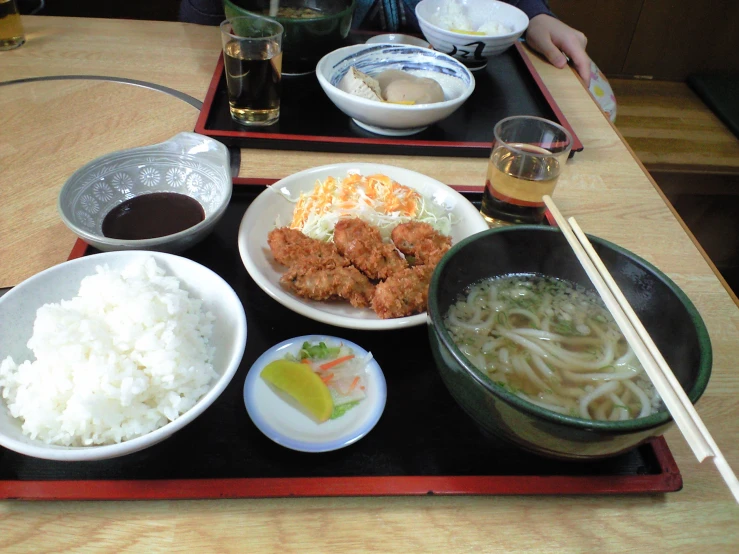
[
  {"x1": 480, "y1": 116, "x2": 573, "y2": 226},
  {"x1": 220, "y1": 15, "x2": 284, "y2": 126},
  {"x1": 0, "y1": 0, "x2": 25, "y2": 51}
]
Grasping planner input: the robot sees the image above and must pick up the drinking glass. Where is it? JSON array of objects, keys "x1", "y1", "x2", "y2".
[
  {"x1": 220, "y1": 15, "x2": 284, "y2": 126},
  {"x1": 0, "y1": 0, "x2": 25, "y2": 51},
  {"x1": 480, "y1": 116, "x2": 573, "y2": 226}
]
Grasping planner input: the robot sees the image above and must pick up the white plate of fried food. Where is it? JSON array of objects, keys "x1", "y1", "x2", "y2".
[{"x1": 237, "y1": 163, "x2": 489, "y2": 330}]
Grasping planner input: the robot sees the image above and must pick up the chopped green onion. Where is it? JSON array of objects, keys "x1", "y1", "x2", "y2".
[{"x1": 299, "y1": 341, "x2": 341, "y2": 360}]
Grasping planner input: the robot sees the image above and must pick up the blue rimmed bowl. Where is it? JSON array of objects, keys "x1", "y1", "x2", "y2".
[{"x1": 316, "y1": 43, "x2": 475, "y2": 136}]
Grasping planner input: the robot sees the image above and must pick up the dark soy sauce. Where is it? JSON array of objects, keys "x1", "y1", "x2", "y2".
[{"x1": 102, "y1": 192, "x2": 205, "y2": 240}]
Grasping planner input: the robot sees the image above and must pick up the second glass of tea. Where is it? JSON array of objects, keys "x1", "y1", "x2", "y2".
[
  {"x1": 0, "y1": 0, "x2": 25, "y2": 51},
  {"x1": 220, "y1": 15, "x2": 284, "y2": 127},
  {"x1": 480, "y1": 116, "x2": 573, "y2": 226}
]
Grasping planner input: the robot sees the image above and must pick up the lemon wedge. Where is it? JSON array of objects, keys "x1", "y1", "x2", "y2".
[{"x1": 261, "y1": 360, "x2": 334, "y2": 422}]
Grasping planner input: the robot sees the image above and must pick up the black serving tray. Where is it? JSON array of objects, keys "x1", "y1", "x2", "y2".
[
  {"x1": 0, "y1": 182, "x2": 681, "y2": 500},
  {"x1": 194, "y1": 40, "x2": 583, "y2": 158}
]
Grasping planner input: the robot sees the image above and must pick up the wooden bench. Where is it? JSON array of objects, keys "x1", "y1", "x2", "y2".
[
  {"x1": 609, "y1": 78, "x2": 739, "y2": 294},
  {"x1": 610, "y1": 78, "x2": 739, "y2": 177}
]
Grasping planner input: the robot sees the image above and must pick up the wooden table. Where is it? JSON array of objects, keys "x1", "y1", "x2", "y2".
[{"x1": 1, "y1": 16, "x2": 738, "y2": 551}]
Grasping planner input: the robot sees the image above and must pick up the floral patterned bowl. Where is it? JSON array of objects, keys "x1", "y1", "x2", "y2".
[{"x1": 58, "y1": 133, "x2": 232, "y2": 253}]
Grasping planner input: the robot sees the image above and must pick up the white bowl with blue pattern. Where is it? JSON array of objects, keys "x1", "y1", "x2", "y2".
[
  {"x1": 316, "y1": 43, "x2": 475, "y2": 136},
  {"x1": 57, "y1": 132, "x2": 232, "y2": 253},
  {"x1": 415, "y1": 0, "x2": 529, "y2": 67}
]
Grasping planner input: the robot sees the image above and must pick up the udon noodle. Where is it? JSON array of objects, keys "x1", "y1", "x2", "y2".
[{"x1": 444, "y1": 274, "x2": 662, "y2": 421}]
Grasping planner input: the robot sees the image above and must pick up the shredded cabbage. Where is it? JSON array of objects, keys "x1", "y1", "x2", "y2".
[{"x1": 270, "y1": 172, "x2": 455, "y2": 242}]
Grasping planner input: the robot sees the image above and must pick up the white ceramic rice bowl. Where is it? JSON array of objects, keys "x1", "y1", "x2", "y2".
[
  {"x1": 415, "y1": 0, "x2": 529, "y2": 60},
  {"x1": 316, "y1": 44, "x2": 475, "y2": 135},
  {"x1": 237, "y1": 162, "x2": 490, "y2": 331},
  {"x1": 0, "y1": 251, "x2": 247, "y2": 461}
]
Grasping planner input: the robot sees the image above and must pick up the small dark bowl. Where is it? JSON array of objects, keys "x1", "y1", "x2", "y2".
[
  {"x1": 427, "y1": 226, "x2": 712, "y2": 460},
  {"x1": 224, "y1": 0, "x2": 355, "y2": 75}
]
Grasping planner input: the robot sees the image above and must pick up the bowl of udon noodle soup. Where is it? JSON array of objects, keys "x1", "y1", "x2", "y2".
[
  {"x1": 426, "y1": 226, "x2": 712, "y2": 460},
  {"x1": 223, "y1": 0, "x2": 356, "y2": 75}
]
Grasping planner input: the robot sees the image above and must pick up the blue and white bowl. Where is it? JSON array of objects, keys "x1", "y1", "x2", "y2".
[
  {"x1": 316, "y1": 43, "x2": 475, "y2": 136},
  {"x1": 416, "y1": 0, "x2": 529, "y2": 65}
]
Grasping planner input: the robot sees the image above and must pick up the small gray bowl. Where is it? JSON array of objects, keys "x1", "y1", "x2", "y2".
[{"x1": 58, "y1": 132, "x2": 232, "y2": 253}]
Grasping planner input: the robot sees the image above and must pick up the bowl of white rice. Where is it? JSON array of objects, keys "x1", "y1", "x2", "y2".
[
  {"x1": 0, "y1": 251, "x2": 247, "y2": 461},
  {"x1": 415, "y1": 0, "x2": 529, "y2": 66}
]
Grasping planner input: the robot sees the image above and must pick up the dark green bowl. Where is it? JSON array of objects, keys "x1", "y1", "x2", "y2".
[
  {"x1": 427, "y1": 226, "x2": 712, "y2": 460},
  {"x1": 224, "y1": 0, "x2": 355, "y2": 75}
]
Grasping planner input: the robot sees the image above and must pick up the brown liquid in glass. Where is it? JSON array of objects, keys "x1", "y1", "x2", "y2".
[{"x1": 102, "y1": 192, "x2": 205, "y2": 240}]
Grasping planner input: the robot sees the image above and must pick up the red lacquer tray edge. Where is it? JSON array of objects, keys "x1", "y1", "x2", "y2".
[
  {"x1": 513, "y1": 42, "x2": 584, "y2": 153},
  {"x1": 0, "y1": 179, "x2": 682, "y2": 501},
  {"x1": 0, "y1": 436, "x2": 682, "y2": 500},
  {"x1": 193, "y1": 42, "x2": 584, "y2": 154},
  {"x1": 0, "y1": 444, "x2": 681, "y2": 501}
]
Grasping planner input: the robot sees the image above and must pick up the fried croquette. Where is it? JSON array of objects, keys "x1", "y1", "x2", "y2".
[
  {"x1": 334, "y1": 218, "x2": 407, "y2": 281},
  {"x1": 371, "y1": 265, "x2": 434, "y2": 319},
  {"x1": 268, "y1": 219, "x2": 452, "y2": 318},
  {"x1": 391, "y1": 221, "x2": 452, "y2": 266},
  {"x1": 267, "y1": 227, "x2": 349, "y2": 269},
  {"x1": 280, "y1": 261, "x2": 375, "y2": 308}
]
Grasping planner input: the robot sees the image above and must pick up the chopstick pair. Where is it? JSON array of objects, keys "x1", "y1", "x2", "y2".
[{"x1": 543, "y1": 195, "x2": 739, "y2": 504}]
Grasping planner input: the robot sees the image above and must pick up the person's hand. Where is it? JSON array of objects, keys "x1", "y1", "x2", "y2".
[{"x1": 525, "y1": 14, "x2": 591, "y2": 83}]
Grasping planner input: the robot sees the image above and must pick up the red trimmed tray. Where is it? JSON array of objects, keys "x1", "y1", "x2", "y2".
[
  {"x1": 0, "y1": 180, "x2": 681, "y2": 501},
  {"x1": 194, "y1": 40, "x2": 584, "y2": 158}
]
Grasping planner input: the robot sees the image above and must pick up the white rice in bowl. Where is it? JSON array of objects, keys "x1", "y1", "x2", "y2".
[
  {"x1": 0, "y1": 256, "x2": 217, "y2": 447},
  {"x1": 433, "y1": 1, "x2": 512, "y2": 36}
]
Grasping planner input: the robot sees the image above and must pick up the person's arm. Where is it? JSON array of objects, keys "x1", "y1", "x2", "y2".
[
  {"x1": 508, "y1": 0, "x2": 591, "y2": 83},
  {"x1": 509, "y1": 0, "x2": 555, "y2": 19}
]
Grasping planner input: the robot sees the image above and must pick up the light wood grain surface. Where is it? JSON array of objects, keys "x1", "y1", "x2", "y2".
[
  {"x1": 1, "y1": 16, "x2": 738, "y2": 552},
  {"x1": 0, "y1": 80, "x2": 200, "y2": 287},
  {"x1": 610, "y1": 78, "x2": 739, "y2": 173}
]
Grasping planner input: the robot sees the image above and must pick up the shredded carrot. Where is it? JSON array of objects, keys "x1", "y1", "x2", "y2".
[
  {"x1": 300, "y1": 358, "x2": 312, "y2": 365},
  {"x1": 348, "y1": 376, "x2": 360, "y2": 392},
  {"x1": 319, "y1": 355, "x2": 355, "y2": 371},
  {"x1": 289, "y1": 173, "x2": 421, "y2": 231},
  {"x1": 320, "y1": 372, "x2": 334, "y2": 384}
]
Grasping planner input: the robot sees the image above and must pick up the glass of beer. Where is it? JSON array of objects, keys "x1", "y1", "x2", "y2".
[
  {"x1": 220, "y1": 15, "x2": 284, "y2": 127},
  {"x1": 480, "y1": 116, "x2": 573, "y2": 226},
  {"x1": 0, "y1": 0, "x2": 25, "y2": 51}
]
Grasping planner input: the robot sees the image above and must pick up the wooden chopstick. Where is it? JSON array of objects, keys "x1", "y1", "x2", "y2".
[{"x1": 543, "y1": 195, "x2": 739, "y2": 503}]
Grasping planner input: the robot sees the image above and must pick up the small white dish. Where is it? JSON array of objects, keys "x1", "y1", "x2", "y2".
[
  {"x1": 366, "y1": 34, "x2": 431, "y2": 49},
  {"x1": 244, "y1": 335, "x2": 387, "y2": 453},
  {"x1": 237, "y1": 162, "x2": 490, "y2": 331}
]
